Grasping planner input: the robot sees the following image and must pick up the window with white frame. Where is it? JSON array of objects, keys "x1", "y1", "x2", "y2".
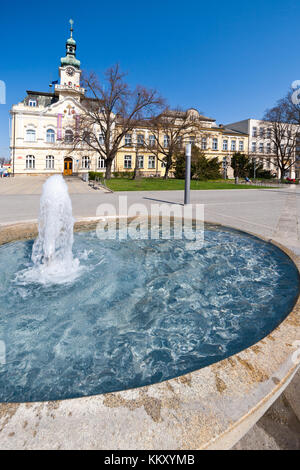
[
  {"x1": 65, "y1": 130, "x2": 74, "y2": 143},
  {"x1": 259, "y1": 127, "x2": 264, "y2": 138},
  {"x1": 239, "y1": 141, "x2": 244, "y2": 151},
  {"x1": 99, "y1": 133, "x2": 105, "y2": 145},
  {"x1": 149, "y1": 135, "x2": 156, "y2": 147},
  {"x1": 29, "y1": 100, "x2": 37, "y2": 107},
  {"x1": 164, "y1": 135, "x2": 170, "y2": 148},
  {"x1": 26, "y1": 155, "x2": 35, "y2": 169},
  {"x1": 148, "y1": 156, "x2": 156, "y2": 169},
  {"x1": 223, "y1": 140, "x2": 228, "y2": 151},
  {"x1": 252, "y1": 142, "x2": 256, "y2": 152},
  {"x1": 26, "y1": 129, "x2": 36, "y2": 142},
  {"x1": 252, "y1": 127, "x2": 257, "y2": 137},
  {"x1": 267, "y1": 143, "x2": 271, "y2": 153},
  {"x1": 231, "y1": 140, "x2": 236, "y2": 151},
  {"x1": 46, "y1": 129, "x2": 55, "y2": 143},
  {"x1": 259, "y1": 143, "x2": 264, "y2": 153},
  {"x1": 124, "y1": 155, "x2": 132, "y2": 169},
  {"x1": 46, "y1": 155, "x2": 54, "y2": 169},
  {"x1": 137, "y1": 134, "x2": 144, "y2": 147},
  {"x1": 82, "y1": 156, "x2": 90, "y2": 169},
  {"x1": 124, "y1": 134, "x2": 132, "y2": 146},
  {"x1": 137, "y1": 155, "x2": 144, "y2": 169},
  {"x1": 267, "y1": 128, "x2": 272, "y2": 139},
  {"x1": 98, "y1": 157, "x2": 106, "y2": 169},
  {"x1": 201, "y1": 137, "x2": 207, "y2": 150},
  {"x1": 212, "y1": 138, "x2": 218, "y2": 150}
]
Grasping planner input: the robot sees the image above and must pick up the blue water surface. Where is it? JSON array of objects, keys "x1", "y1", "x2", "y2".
[{"x1": 0, "y1": 224, "x2": 298, "y2": 402}]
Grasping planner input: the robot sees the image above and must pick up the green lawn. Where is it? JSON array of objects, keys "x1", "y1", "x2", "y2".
[{"x1": 104, "y1": 178, "x2": 268, "y2": 192}]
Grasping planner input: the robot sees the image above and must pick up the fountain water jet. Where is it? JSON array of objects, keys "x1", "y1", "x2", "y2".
[{"x1": 17, "y1": 175, "x2": 80, "y2": 285}]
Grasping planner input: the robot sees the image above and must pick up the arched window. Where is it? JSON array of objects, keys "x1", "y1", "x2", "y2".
[
  {"x1": 26, "y1": 129, "x2": 36, "y2": 142},
  {"x1": 46, "y1": 155, "x2": 54, "y2": 169},
  {"x1": 46, "y1": 129, "x2": 55, "y2": 143},
  {"x1": 26, "y1": 155, "x2": 35, "y2": 169},
  {"x1": 98, "y1": 157, "x2": 106, "y2": 169},
  {"x1": 82, "y1": 156, "x2": 90, "y2": 169},
  {"x1": 65, "y1": 129, "x2": 74, "y2": 143}
]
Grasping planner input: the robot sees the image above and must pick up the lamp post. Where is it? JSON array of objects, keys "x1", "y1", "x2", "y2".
[{"x1": 184, "y1": 143, "x2": 191, "y2": 205}]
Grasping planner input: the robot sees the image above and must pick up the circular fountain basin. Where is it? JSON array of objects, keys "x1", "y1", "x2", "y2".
[{"x1": 0, "y1": 222, "x2": 298, "y2": 403}]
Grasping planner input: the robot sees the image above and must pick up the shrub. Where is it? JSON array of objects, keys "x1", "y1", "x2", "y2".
[{"x1": 174, "y1": 146, "x2": 221, "y2": 180}]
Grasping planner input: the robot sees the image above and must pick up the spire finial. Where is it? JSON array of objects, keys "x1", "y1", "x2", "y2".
[{"x1": 69, "y1": 18, "x2": 74, "y2": 37}]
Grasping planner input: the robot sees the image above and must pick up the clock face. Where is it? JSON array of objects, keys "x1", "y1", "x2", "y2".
[{"x1": 66, "y1": 67, "x2": 75, "y2": 77}]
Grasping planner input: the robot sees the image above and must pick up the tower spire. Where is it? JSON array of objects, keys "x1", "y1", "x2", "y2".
[{"x1": 60, "y1": 19, "x2": 80, "y2": 69}]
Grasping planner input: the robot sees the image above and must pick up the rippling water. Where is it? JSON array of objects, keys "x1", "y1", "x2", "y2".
[{"x1": 0, "y1": 224, "x2": 298, "y2": 402}]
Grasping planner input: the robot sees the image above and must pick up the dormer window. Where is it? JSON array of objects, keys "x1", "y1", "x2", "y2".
[{"x1": 29, "y1": 100, "x2": 37, "y2": 107}]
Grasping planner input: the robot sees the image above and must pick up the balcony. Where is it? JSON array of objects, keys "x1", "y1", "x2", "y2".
[{"x1": 55, "y1": 84, "x2": 85, "y2": 94}]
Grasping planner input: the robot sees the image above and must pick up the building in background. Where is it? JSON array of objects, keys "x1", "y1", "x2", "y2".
[
  {"x1": 10, "y1": 22, "x2": 248, "y2": 178},
  {"x1": 226, "y1": 118, "x2": 298, "y2": 178}
]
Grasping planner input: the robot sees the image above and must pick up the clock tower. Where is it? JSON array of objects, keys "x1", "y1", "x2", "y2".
[{"x1": 57, "y1": 19, "x2": 84, "y2": 99}]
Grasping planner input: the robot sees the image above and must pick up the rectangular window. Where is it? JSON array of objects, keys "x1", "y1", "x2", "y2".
[
  {"x1": 137, "y1": 134, "x2": 144, "y2": 147},
  {"x1": 252, "y1": 142, "x2": 256, "y2": 152},
  {"x1": 148, "y1": 156, "x2": 155, "y2": 169},
  {"x1": 149, "y1": 135, "x2": 156, "y2": 147},
  {"x1": 223, "y1": 140, "x2": 228, "y2": 151},
  {"x1": 98, "y1": 157, "x2": 106, "y2": 169},
  {"x1": 82, "y1": 156, "x2": 90, "y2": 169},
  {"x1": 99, "y1": 133, "x2": 105, "y2": 145},
  {"x1": 267, "y1": 128, "x2": 272, "y2": 139},
  {"x1": 26, "y1": 155, "x2": 35, "y2": 169},
  {"x1": 201, "y1": 137, "x2": 207, "y2": 150},
  {"x1": 124, "y1": 134, "x2": 132, "y2": 146},
  {"x1": 259, "y1": 143, "x2": 264, "y2": 153},
  {"x1": 252, "y1": 127, "x2": 257, "y2": 137},
  {"x1": 164, "y1": 135, "x2": 170, "y2": 148},
  {"x1": 212, "y1": 138, "x2": 218, "y2": 150},
  {"x1": 124, "y1": 155, "x2": 132, "y2": 169},
  {"x1": 190, "y1": 136, "x2": 196, "y2": 146},
  {"x1": 231, "y1": 140, "x2": 236, "y2": 151},
  {"x1": 259, "y1": 127, "x2": 264, "y2": 138},
  {"x1": 137, "y1": 155, "x2": 144, "y2": 169},
  {"x1": 29, "y1": 100, "x2": 37, "y2": 107},
  {"x1": 46, "y1": 155, "x2": 54, "y2": 169},
  {"x1": 239, "y1": 141, "x2": 244, "y2": 151},
  {"x1": 267, "y1": 143, "x2": 271, "y2": 153}
]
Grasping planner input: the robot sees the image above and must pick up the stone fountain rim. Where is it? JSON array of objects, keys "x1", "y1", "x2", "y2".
[{"x1": 0, "y1": 216, "x2": 299, "y2": 450}]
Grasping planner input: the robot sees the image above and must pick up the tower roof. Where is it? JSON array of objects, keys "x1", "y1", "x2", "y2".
[{"x1": 61, "y1": 19, "x2": 80, "y2": 69}]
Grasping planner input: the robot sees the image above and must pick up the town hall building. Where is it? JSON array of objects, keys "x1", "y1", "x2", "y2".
[{"x1": 10, "y1": 21, "x2": 248, "y2": 178}]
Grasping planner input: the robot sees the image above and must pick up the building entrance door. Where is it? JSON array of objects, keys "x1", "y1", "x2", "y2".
[{"x1": 64, "y1": 157, "x2": 73, "y2": 176}]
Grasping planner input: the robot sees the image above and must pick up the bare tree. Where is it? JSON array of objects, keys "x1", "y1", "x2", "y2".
[
  {"x1": 141, "y1": 109, "x2": 201, "y2": 179},
  {"x1": 263, "y1": 98, "x2": 300, "y2": 180},
  {"x1": 73, "y1": 65, "x2": 165, "y2": 179}
]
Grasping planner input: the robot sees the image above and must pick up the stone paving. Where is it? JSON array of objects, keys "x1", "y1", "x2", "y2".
[{"x1": 0, "y1": 176, "x2": 299, "y2": 449}]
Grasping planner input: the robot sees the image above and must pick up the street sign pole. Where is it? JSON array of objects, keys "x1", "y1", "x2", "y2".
[{"x1": 184, "y1": 143, "x2": 191, "y2": 205}]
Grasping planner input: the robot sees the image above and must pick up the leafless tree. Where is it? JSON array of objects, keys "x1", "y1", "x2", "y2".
[
  {"x1": 263, "y1": 98, "x2": 300, "y2": 180},
  {"x1": 72, "y1": 65, "x2": 165, "y2": 179},
  {"x1": 141, "y1": 109, "x2": 201, "y2": 179}
]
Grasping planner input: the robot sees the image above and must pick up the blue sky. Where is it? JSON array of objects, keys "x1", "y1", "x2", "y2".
[{"x1": 0, "y1": 0, "x2": 299, "y2": 159}]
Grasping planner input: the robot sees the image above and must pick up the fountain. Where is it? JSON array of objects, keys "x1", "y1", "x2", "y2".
[
  {"x1": 17, "y1": 175, "x2": 80, "y2": 285},
  {"x1": 0, "y1": 176, "x2": 299, "y2": 404}
]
